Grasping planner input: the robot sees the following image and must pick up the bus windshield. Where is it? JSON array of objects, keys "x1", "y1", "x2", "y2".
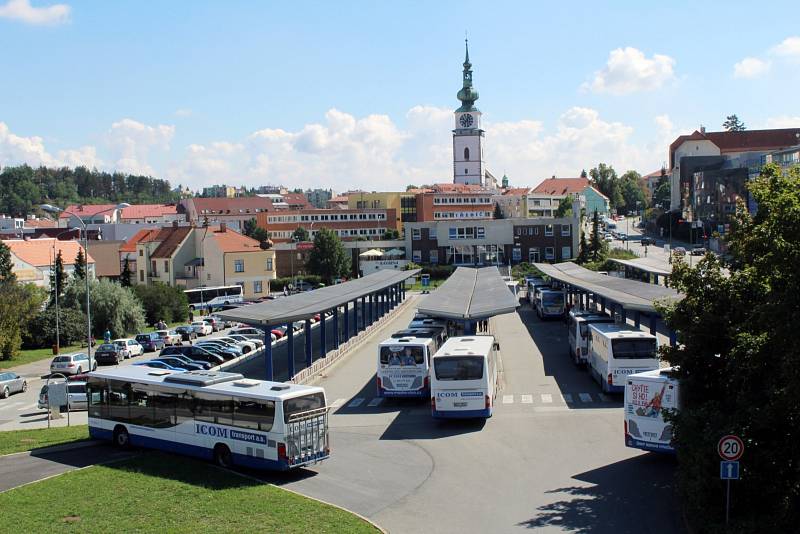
[
  {"x1": 434, "y1": 356, "x2": 484, "y2": 381},
  {"x1": 542, "y1": 293, "x2": 563, "y2": 306},
  {"x1": 612, "y1": 339, "x2": 657, "y2": 359},
  {"x1": 380, "y1": 346, "x2": 425, "y2": 366},
  {"x1": 283, "y1": 393, "x2": 325, "y2": 423}
]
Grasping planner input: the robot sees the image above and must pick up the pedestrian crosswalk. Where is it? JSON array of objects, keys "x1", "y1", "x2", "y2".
[{"x1": 330, "y1": 392, "x2": 620, "y2": 412}]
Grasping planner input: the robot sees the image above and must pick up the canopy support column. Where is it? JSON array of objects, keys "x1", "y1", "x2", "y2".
[
  {"x1": 333, "y1": 307, "x2": 340, "y2": 349},
  {"x1": 263, "y1": 325, "x2": 273, "y2": 382},
  {"x1": 351, "y1": 299, "x2": 357, "y2": 338},
  {"x1": 320, "y1": 310, "x2": 327, "y2": 358},
  {"x1": 649, "y1": 314, "x2": 657, "y2": 336},
  {"x1": 286, "y1": 323, "x2": 295, "y2": 380},
  {"x1": 343, "y1": 303, "x2": 349, "y2": 342},
  {"x1": 635, "y1": 311, "x2": 641, "y2": 329},
  {"x1": 305, "y1": 319, "x2": 312, "y2": 368},
  {"x1": 361, "y1": 296, "x2": 367, "y2": 330}
]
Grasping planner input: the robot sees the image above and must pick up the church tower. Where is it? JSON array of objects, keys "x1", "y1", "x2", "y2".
[{"x1": 453, "y1": 40, "x2": 485, "y2": 186}]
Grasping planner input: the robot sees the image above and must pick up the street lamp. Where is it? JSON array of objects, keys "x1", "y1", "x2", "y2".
[
  {"x1": 41, "y1": 203, "x2": 130, "y2": 371},
  {"x1": 51, "y1": 227, "x2": 81, "y2": 353}
]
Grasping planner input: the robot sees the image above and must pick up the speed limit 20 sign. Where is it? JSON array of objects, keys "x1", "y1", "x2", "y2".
[{"x1": 718, "y1": 435, "x2": 744, "y2": 461}]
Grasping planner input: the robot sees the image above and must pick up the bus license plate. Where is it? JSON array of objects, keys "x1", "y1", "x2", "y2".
[{"x1": 454, "y1": 402, "x2": 467, "y2": 407}]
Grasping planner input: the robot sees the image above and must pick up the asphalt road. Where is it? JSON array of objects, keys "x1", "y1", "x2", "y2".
[{"x1": 253, "y1": 298, "x2": 684, "y2": 534}]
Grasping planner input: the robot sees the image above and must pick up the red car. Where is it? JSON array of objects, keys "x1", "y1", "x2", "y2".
[{"x1": 271, "y1": 328, "x2": 284, "y2": 339}]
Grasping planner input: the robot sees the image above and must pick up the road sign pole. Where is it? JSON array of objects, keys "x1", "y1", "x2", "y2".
[{"x1": 725, "y1": 479, "x2": 731, "y2": 525}]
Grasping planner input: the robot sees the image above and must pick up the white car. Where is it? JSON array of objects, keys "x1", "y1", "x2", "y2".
[
  {"x1": 114, "y1": 338, "x2": 143, "y2": 357},
  {"x1": 50, "y1": 353, "x2": 95, "y2": 375},
  {"x1": 228, "y1": 334, "x2": 264, "y2": 348},
  {"x1": 229, "y1": 327, "x2": 268, "y2": 341},
  {"x1": 191, "y1": 321, "x2": 213, "y2": 336},
  {"x1": 216, "y1": 336, "x2": 257, "y2": 353}
]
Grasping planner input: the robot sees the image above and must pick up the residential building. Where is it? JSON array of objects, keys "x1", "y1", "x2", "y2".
[
  {"x1": 281, "y1": 193, "x2": 312, "y2": 210},
  {"x1": 494, "y1": 187, "x2": 530, "y2": 219},
  {"x1": 347, "y1": 191, "x2": 419, "y2": 228},
  {"x1": 119, "y1": 228, "x2": 156, "y2": 276},
  {"x1": 118, "y1": 204, "x2": 185, "y2": 225},
  {"x1": 256, "y1": 208, "x2": 398, "y2": 242},
  {"x1": 180, "y1": 197, "x2": 274, "y2": 229},
  {"x1": 583, "y1": 186, "x2": 610, "y2": 217},
  {"x1": 404, "y1": 216, "x2": 579, "y2": 266},
  {"x1": 305, "y1": 188, "x2": 335, "y2": 209},
  {"x1": 528, "y1": 177, "x2": 609, "y2": 217},
  {"x1": 87, "y1": 240, "x2": 125, "y2": 280},
  {"x1": 327, "y1": 195, "x2": 349, "y2": 209},
  {"x1": 58, "y1": 204, "x2": 122, "y2": 228},
  {"x1": 134, "y1": 225, "x2": 194, "y2": 287},
  {"x1": 2, "y1": 238, "x2": 95, "y2": 288},
  {"x1": 201, "y1": 185, "x2": 238, "y2": 198},
  {"x1": 765, "y1": 145, "x2": 800, "y2": 171},
  {"x1": 416, "y1": 184, "x2": 495, "y2": 222}
]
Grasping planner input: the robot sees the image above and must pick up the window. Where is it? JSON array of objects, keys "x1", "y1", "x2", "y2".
[
  {"x1": 151, "y1": 260, "x2": 157, "y2": 274},
  {"x1": 412, "y1": 228, "x2": 421, "y2": 240},
  {"x1": 139, "y1": 249, "x2": 143, "y2": 257},
  {"x1": 234, "y1": 259, "x2": 244, "y2": 272},
  {"x1": 464, "y1": 147, "x2": 470, "y2": 160},
  {"x1": 266, "y1": 258, "x2": 273, "y2": 271},
  {"x1": 108, "y1": 380, "x2": 130, "y2": 422},
  {"x1": 476, "y1": 227, "x2": 485, "y2": 239},
  {"x1": 193, "y1": 392, "x2": 233, "y2": 426},
  {"x1": 164, "y1": 260, "x2": 169, "y2": 273},
  {"x1": 428, "y1": 226, "x2": 436, "y2": 239},
  {"x1": 534, "y1": 227, "x2": 539, "y2": 236},
  {"x1": 412, "y1": 250, "x2": 422, "y2": 263},
  {"x1": 561, "y1": 224, "x2": 571, "y2": 236},
  {"x1": 512, "y1": 248, "x2": 521, "y2": 261},
  {"x1": 430, "y1": 250, "x2": 439, "y2": 264},
  {"x1": 545, "y1": 247, "x2": 555, "y2": 260},
  {"x1": 234, "y1": 399, "x2": 275, "y2": 431},
  {"x1": 448, "y1": 227, "x2": 457, "y2": 239},
  {"x1": 561, "y1": 246, "x2": 572, "y2": 260},
  {"x1": 528, "y1": 248, "x2": 540, "y2": 263},
  {"x1": 434, "y1": 356, "x2": 484, "y2": 380},
  {"x1": 254, "y1": 280, "x2": 263, "y2": 293},
  {"x1": 545, "y1": 225, "x2": 553, "y2": 237},
  {"x1": 139, "y1": 270, "x2": 144, "y2": 282}
]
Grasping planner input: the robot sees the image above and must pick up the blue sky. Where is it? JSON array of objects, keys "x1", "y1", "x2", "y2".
[{"x1": 1, "y1": 0, "x2": 799, "y2": 191}]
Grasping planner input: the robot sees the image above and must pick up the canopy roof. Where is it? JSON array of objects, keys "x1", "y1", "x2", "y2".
[
  {"x1": 417, "y1": 266, "x2": 519, "y2": 320},
  {"x1": 607, "y1": 257, "x2": 671, "y2": 277},
  {"x1": 533, "y1": 262, "x2": 682, "y2": 313},
  {"x1": 217, "y1": 269, "x2": 419, "y2": 326}
]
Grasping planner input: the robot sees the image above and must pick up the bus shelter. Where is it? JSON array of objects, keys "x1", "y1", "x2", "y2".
[
  {"x1": 218, "y1": 269, "x2": 420, "y2": 380},
  {"x1": 533, "y1": 262, "x2": 683, "y2": 345},
  {"x1": 416, "y1": 266, "x2": 519, "y2": 334}
]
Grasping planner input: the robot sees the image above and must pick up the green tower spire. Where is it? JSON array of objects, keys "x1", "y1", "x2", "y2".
[{"x1": 457, "y1": 39, "x2": 479, "y2": 112}]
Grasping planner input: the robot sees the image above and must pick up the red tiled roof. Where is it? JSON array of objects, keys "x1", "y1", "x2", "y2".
[
  {"x1": 150, "y1": 226, "x2": 193, "y2": 258},
  {"x1": 189, "y1": 197, "x2": 274, "y2": 214},
  {"x1": 24, "y1": 218, "x2": 56, "y2": 228},
  {"x1": 431, "y1": 183, "x2": 487, "y2": 193},
  {"x1": 120, "y1": 204, "x2": 179, "y2": 219},
  {"x1": 2, "y1": 238, "x2": 94, "y2": 267},
  {"x1": 206, "y1": 225, "x2": 263, "y2": 253},
  {"x1": 502, "y1": 187, "x2": 531, "y2": 196},
  {"x1": 119, "y1": 228, "x2": 159, "y2": 253},
  {"x1": 531, "y1": 177, "x2": 589, "y2": 196},
  {"x1": 669, "y1": 128, "x2": 800, "y2": 167},
  {"x1": 281, "y1": 193, "x2": 312, "y2": 208},
  {"x1": 57, "y1": 204, "x2": 117, "y2": 219}
]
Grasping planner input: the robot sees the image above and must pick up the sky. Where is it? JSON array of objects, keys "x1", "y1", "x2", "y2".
[{"x1": 1, "y1": 0, "x2": 799, "y2": 192}]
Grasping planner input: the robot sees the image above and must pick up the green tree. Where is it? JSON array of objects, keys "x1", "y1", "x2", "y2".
[
  {"x1": 62, "y1": 278, "x2": 145, "y2": 338},
  {"x1": 23, "y1": 307, "x2": 87, "y2": 349},
  {"x1": 383, "y1": 228, "x2": 400, "y2": 240},
  {"x1": 589, "y1": 211, "x2": 602, "y2": 261},
  {"x1": 292, "y1": 226, "x2": 310, "y2": 242},
  {"x1": 307, "y1": 228, "x2": 350, "y2": 284},
  {"x1": 49, "y1": 250, "x2": 67, "y2": 305},
  {"x1": 242, "y1": 217, "x2": 259, "y2": 238},
  {"x1": 589, "y1": 163, "x2": 624, "y2": 210},
  {"x1": 120, "y1": 257, "x2": 132, "y2": 287},
  {"x1": 493, "y1": 203, "x2": 504, "y2": 219},
  {"x1": 250, "y1": 226, "x2": 270, "y2": 243},
  {"x1": 133, "y1": 283, "x2": 189, "y2": 325},
  {"x1": 722, "y1": 114, "x2": 746, "y2": 131},
  {"x1": 619, "y1": 170, "x2": 647, "y2": 214},
  {"x1": 0, "y1": 241, "x2": 16, "y2": 284},
  {"x1": 577, "y1": 231, "x2": 590, "y2": 264},
  {"x1": 659, "y1": 163, "x2": 800, "y2": 531},
  {"x1": 0, "y1": 282, "x2": 46, "y2": 360},
  {"x1": 555, "y1": 196, "x2": 573, "y2": 217},
  {"x1": 73, "y1": 247, "x2": 86, "y2": 280}
]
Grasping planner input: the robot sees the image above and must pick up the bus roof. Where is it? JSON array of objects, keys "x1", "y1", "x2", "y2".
[
  {"x1": 88, "y1": 366, "x2": 323, "y2": 401},
  {"x1": 379, "y1": 335, "x2": 436, "y2": 347},
  {"x1": 434, "y1": 335, "x2": 494, "y2": 357},
  {"x1": 390, "y1": 328, "x2": 444, "y2": 338},
  {"x1": 587, "y1": 322, "x2": 656, "y2": 339}
]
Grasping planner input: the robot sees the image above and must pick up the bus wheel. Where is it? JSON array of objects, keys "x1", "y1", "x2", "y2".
[
  {"x1": 113, "y1": 425, "x2": 130, "y2": 448},
  {"x1": 213, "y1": 444, "x2": 232, "y2": 469}
]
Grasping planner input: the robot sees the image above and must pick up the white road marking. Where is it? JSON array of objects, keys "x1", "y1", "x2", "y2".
[
  {"x1": 521, "y1": 395, "x2": 533, "y2": 404},
  {"x1": 540, "y1": 394, "x2": 553, "y2": 404},
  {"x1": 368, "y1": 397, "x2": 383, "y2": 407},
  {"x1": 347, "y1": 398, "x2": 364, "y2": 408},
  {"x1": 579, "y1": 393, "x2": 593, "y2": 403},
  {"x1": 330, "y1": 398, "x2": 345, "y2": 409},
  {"x1": 561, "y1": 393, "x2": 574, "y2": 404},
  {"x1": 598, "y1": 393, "x2": 611, "y2": 402},
  {"x1": 502, "y1": 395, "x2": 514, "y2": 404}
]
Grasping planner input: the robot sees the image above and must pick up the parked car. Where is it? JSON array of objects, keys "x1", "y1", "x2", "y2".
[
  {"x1": 195, "y1": 340, "x2": 242, "y2": 357},
  {"x1": 156, "y1": 353, "x2": 212, "y2": 370},
  {"x1": 191, "y1": 321, "x2": 213, "y2": 336},
  {"x1": 691, "y1": 245, "x2": 706, "y2": 256},
  {"x1": 640, "y1": 237, "x2": 656, "y2": 246},
  {"x1": 95, "y1": 343, "x2": 129, "y2": 365},
  {"x1": 153, "y1": 357, "x2": 205, "y2": 371},
  {"x1": 672, "y1": 246, "x2": 686, "y2": 257},
  {"x1": 604, "y1": 235, "x2": 613, "y2": 243},
  {"x1": 114, "y1": 338, "x2": 143, "y2": 357},
  {"x1": 210, "y1": 314, "x2": 234, "y2": 328},
  {"x1": 49, "y1": 352, "x2": 94, "y2": 375},
  {"x1": 228, "y1": 334, "x2": 264, "y2": 348},
  {"x1": 201, "y1": 317, "x2": 223, "y2": 332},
  {"x1": 37, "y1": 381, "x2": 87, "y2": 411},
  {"x1": 155, "y1": 330, "x2": 181, "y2": 346},
  {"x1": 0, "y1": 372, "x2": 27, "y2": 399},
  {"x1": 292, "y1": 321, "x2": 305, "y2": 332},
  {"x1": 175, "y1": 325, "x2": 197, "y2": 341},
  {"x1": 133, "y1": 360, "x2": 184, "y2": 371},
  {"x1": 230, "y1": 327, "x2": 274, "y2": 342},
  {"x1": 135, "y1": 332, "x2": 165, "y2": 352},
  {"x1": 215, "y1": 336, "x2": 256, "y2": 353},
  {"x1": 160, "y1": 345, "x2": 225, "y2": 367},
  {"x1": 618, "y1": 233, "x2": 628, "y2": 241}
]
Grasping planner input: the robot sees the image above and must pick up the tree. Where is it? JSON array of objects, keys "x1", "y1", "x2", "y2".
[
  {"x1": 577, "y1": 231, "x2": 590, "y2": 264},
  {"x1": 580, "y1": 169, "x2": 588, "y2": 178},
  {"x1": 49, "y1": 250, "x2": 67, "y2": 305},
  {"x1": 120, "y1": 257, "x2": 132, "y2": 287},
  {"x1": 307, "y1": 228, "x2": 350, "y2": 284},
  {"x1": 250, "y1": 226, "x2": 270, "y2": 243},
  {"x1": 292, "y1": 226, "x2": 310, "y2": 242},
  {"x1": 722, "y1": 114, "x2": 746, "y2": 131},
  {"x1": 406, "y1": 184, "x2": 419, "y2": 191},
  {"x1": 23, "y1": 307, "x2": 86, "y2": 349},
  {"x1": 619, "y1": 170, "x2": 647, "y2": 214},
  {"x1": 0, "y1": 282, "x2": 45, "y2": 359},
  {"x1": 589, "y1": 211, "x2": 602, "y2": 261},
  {"x1": 73, "y1": 247, "x2": 86, "y2": 280},
  {"x1": 133, "y1": 283, "x2": 189, "y2": 325},
  {"x1": 242, "y1": 217, "x2": 259, "y2": 238},
  {"x1": 493, "y1": 203, "x2": 504, "y2": 219},
  {"x1": 0, "y1": 241, "x2": 16, "y2": 284},
  {"x1": 589, "y1": 163, "x2": 624, "y2": 210},
  {"x1": 383, "y1": 228, "x2": 400, "y2": 240},
  {"x1": 555, "y1": 196, "x2": 573, "y2": 217},
  {"x1": 62, "y1": 278, "x2": 145, "y2": 338},
  {"x1": 659, "y1": 163, "x2": 800, "y2": 531}
]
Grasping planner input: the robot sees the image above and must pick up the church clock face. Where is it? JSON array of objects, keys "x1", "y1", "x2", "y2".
[{"x1": 459, "y1": 114, "x2": 474, "y2": 128}]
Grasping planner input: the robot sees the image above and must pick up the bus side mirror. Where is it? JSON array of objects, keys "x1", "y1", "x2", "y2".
[{"x1": 493, "y1": 342, "x2": 500, "y2": 351}]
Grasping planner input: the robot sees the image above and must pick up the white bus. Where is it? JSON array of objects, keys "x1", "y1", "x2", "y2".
[
  {"x1": 624, "y1": 367, "x2": 680, "y2": 454},
  {"x1": 587, "y1": 323, "x2": 659, "y2": 394},
  {"x1": 430, "y1": 336, "x2": 498, "y2": 419},
  {"x1": 535, "y1": 288, "x2": 566, "y2": 320},
  {"x1": 567, "y1": 310, "x2": 614, "y2": 366},
  {"x1": 526, "y1": 278, "x2": 549, "y2": 307},
  {"x1": 86, "y1": 366, "x2": 329, "y2": 471},
  {"x1": 377, "y1": 330, "x2": 446, "y2": 398},
  {"x1": 184, "y1": 285, "x2": 244, "y2": 311}
]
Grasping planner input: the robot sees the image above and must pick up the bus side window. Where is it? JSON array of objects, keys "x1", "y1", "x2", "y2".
[{"x1": 194, "y1": 392, "x2": 233, "y2": 426}]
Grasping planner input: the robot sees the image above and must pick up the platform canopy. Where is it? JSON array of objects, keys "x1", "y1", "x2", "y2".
[
  {"x1": 533, "y1": 262, "x2": 682, "y2": 313},
  {"x1": 417, "y1": 266, "x2": 519, "y2": 320},
  {"x1": 607, "y1": 257, "x2": 671, "y2": 277},
  {"x1": 217, "y1": 268, "x2": 419, "y2": 326}
]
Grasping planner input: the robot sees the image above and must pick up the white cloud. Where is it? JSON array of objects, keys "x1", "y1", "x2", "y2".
[
  {"x1": 174, "y1": 108, "x2": 193, "y2": 118},
  {"x1": 0, "y1": 121, "x2": 101, "y2": 168},
  {"x1": 106, "y1": 118, "x2": 174, "y2": 175},
  {"x1": 733, "y1": 57, "x2": 771, "y2": 79},
  {"x1": 585, "y1": 47, "x2": 675, "y2": 95},
  {"x1": 770, "y1": 36, "x2": 800, "y2": 59},
  {"x1": 0, "y1": 0, "x2": 70, "y2": 25},
  {"x1": 761, "y1": 116, "x2": 800, "y2": 129}
]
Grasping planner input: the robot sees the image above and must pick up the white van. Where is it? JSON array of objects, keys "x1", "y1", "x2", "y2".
[
  {"x1": 587, "y1": 323, "x2": 659, "y2": 394},
  {"x1": 430, "y1": 336, "x2": 498, "y2": 419},
  {"x1": 624, "y1": 367, "x2": 680, "y2": 453},
  {"x1": 567, "y1": 311, "x2": 614, "y2": 365}
]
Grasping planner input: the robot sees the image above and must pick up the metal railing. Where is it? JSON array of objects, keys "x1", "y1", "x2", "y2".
[{"x1": 285, "y1": 407, "x2": 329, "y2": 466}]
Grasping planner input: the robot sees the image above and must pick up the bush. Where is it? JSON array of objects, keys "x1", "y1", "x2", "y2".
[
  {"x1": 420, "y1": 264, "x2": 455, "y2": 279},
  {"x1": 62, "y1": 278, "x2": 145, "y2": 338},
  {"x1": 270, "y1": 275, "x2": 323, "y2": 291},
  {"x1": 133, "y1": 283, "x2": 189, "y2": 325},
  {"x1": 23, "y1": 307, "x2": 87, "y2": 349}
]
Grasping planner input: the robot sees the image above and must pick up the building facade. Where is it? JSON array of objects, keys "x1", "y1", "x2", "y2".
[
  {"x1": 256, "y1": 208, "x2": 398, "y2": 242},
  {"x1": 180, "y1": 197, "x2": 274, "y2": 230},
  {"x1": 118, "y1": 204, "x2": 184, "y2": 225},
  {"x1": 2, "y1": 238, "x2": 95, "y2": 288}
]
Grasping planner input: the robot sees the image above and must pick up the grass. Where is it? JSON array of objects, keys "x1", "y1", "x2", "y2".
[
  {"x1": 2, "y1": 344, "x2": 85, "y2": 369},
  {"x1": 0, "y1": 452, "x2": 378, "y2": 533},
  {"x1": 0, "y1": 425, "x2": 90, "y2": 456},
  {"x1": 406, "y1": 280, "x2": 444, "y2": 292}
]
